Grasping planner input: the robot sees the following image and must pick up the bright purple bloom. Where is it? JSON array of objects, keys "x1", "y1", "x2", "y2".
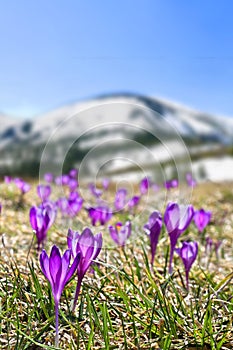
[
  {"x1": 39, "y1": 201, "x2": 57, "y2": 229},
  {"x1": 88, "y1": 206, "x2": 112, "y2": 226},
  {"x1": 109, "y1": 221, "x2": 131, "y2": 246},
  {"x1": 57, "y1": 192, "x2": 83, "y2": 217},
  {"x1": 128, "y1": 195, "x2": 140, "y2": 212},
  {"x1": 67, "y1": 228, "x2": 102, "y2": 311},
  {"x1": 89, "y1": 183, "x2": 103, "y2": 198},
  {"x1": 68, "y1": 178, "x2": 78, "y2": 191},
  {"x1": 69, "y1": 168, "x2": 78, "y2": 178},
  {"x1": 193, "y1": 209, "x2": 212, "y2": 232},
  {"x1": 164, "y1": 179, "x2": 179, "y2": 190},
  {"x1": 140, "y1": 177, "x2": 150, "y2": 195},
  {"x1": 144, "y1": 211, "x2": 162, "y2": 266},
  {"x1": 44, "y1": 173, "x2": 53, "y2": 183},
  {"x1": 30, "y1": 205, "x2": 54, "y2": 249},
  {"x1": 37, "y1": 184, "x2": 51, "y2": 202},
  {"x1": 14, "y1": 178, "x2": 31, "y2": 194},
  {"x1": 40, "y1": 245, "x2": 80, "y2": 346},
  {"x1": 176, "y1": 241, "x2": 198, "y2": 290},
  {"x1": 186, "y1": 173, "x2": 197, "y2": 187},
  {"x1": 114, "y1": 188, "x2": 127, "y2": 211},
  {"x1": 164, "y1": 202, "x2": 194, "y2": 274},
  {"x1": 0, "y1": 203, "x2": 2, "y2": 215}
]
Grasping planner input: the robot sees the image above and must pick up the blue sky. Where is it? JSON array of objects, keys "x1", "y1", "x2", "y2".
[{"x1": 1, "y1": 0, "x2": 233, "y2": 118}]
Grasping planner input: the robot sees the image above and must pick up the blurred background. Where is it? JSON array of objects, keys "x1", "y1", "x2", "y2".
[{"x1": 1, "y1": 0, "x2": 233, "y2": 183}]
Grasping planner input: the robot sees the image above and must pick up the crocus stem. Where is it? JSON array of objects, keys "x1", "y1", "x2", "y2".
[
  {"x1": 55, "y1": 301, "x2": 59, "y2": 347},
  {"x1": 72, "y1": 277, "x2": 82, "y2": 313},
  {"x1": 185, "y1": 270, "x2": 189, "y2": 292},
  {"x1": 169, "y1": 247, "x2": 174, "y2": 275}
]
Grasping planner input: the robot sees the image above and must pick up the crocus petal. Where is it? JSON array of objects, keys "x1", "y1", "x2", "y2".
[
  {"x1": 40, "y1": 250, "x2": 53, "y2": 286},
  {"x1": 49, "y1": 246, "x2": 62, "y2": 289}
]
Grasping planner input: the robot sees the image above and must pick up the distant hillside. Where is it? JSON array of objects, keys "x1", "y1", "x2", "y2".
[{"x1": 1, "y1": 93, "x2": 233, "y2": 181}]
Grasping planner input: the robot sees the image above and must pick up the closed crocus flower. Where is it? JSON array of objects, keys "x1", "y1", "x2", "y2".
[
  {"x1": 128, "y1": 195, "x2": 140, "y2": 213},
  {"x1": 144, "y1": 211, "x2": 162, "y2": 266},
  {"x1": 40, "y1": 245, "x2": 80, "y2": 346},
  {"x1": 164, "y1": 202, "x2": 194, "y2": 274},
  {"x1": 115, "y1": 188, "x2": 127, "y2": 211},
  {"x1": 67, "y1": 228, "x2": 103, "y2": 311},
  {"x1": 175, "y1": 241, "x2": 198, "y2": 291},
  {"x1": 193, "y1": 209, "x2": 212, "y2": 232},
  {"x1": 30, "y1": 205, "x2": 54, "y2": 249},
  {"x1": 37, "y1": 184, "x2": 51, "y2": 202},
  {"x1": 140, "y1": 177, "x2": 150, "y2": 195},
  {"x1": 109, "y1": 221, "x2": 131, "y2": 246}
]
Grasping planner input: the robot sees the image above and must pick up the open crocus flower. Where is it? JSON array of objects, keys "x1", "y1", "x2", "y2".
[
  {"x1": 88, "y1": 205, "x2": 112, "y2": 226},
  {"x1": 140, "y1": 177, "x2": 150, "y2": 195},
  {"x1": 109, "y1": 221, "x2": 131, "y2": 246},
  {"x1": 164, "y1": 202, "x2": 194, "y2": 274},
  {"x1": 175, "y1": 241, "x2": 198, "y2": 291},
  {"x1": 40, "y1": 245, "x2": 80, "y2": 346},
  {"x1": 37, "y1": 184, "x2": 51, "y2": 202},
  {"x1": 67, "y1": 228, "x2": 103, "y2": 311},
  {"x1": 14, "y1": 178, "x2": 31, "y2": 194},
  {"x1": 193, "y1": 208, "x2": 212, "y2": 232},
  {"x1": 144, "y1": 211, "x2": 162, "y2": 266}
]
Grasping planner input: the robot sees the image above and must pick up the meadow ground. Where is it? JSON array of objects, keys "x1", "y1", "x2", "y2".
[{"x1": 0, "y1": 180, "x2": 232, "y2": 349}]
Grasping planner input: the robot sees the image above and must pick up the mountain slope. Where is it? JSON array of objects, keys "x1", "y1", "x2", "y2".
[{"x1": 0, "y1": 93, "x2": 233, "y2": 179}]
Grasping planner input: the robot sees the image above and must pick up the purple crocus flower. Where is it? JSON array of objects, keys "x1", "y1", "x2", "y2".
[
  {"x1": 39, "y1": 201, "x2": 57, "y2": 229},
  {"x1": 186, "y1": 173, "x2": 197, "y2": 187},
  {"x1": 164, "y1": 202, "x2": 194, "y2": 274},
  {"x1": 69, "y1": 168, "x2": 78, "y2": 178},
  {"x1": 144, "y1": 211, "x2": 162, "y2": 266},
  {"x1": 0, "y1": 203, "x2": 2, "y2": 215},
  {"x1": 40, "y1": 245, "x2": 80, "y2": 346},
  {"x1": 128, "y1": 195, "x2": 140, "y2": 213},
  {"x1": 14, "y1": 178, "x2": 31, "y2": 194},
  {"x1": 114, "y1": 188, "x2": 127, "y2": 211},
  {"x1": 44, "y1": 173, "x2": 54, "y2": 183},
  {"x1": 140, "y1": 177, "x2": 150, "y2": 195},
  {"x1": 88, "y1": 206, "x2": 112, "y2": 226},
  {"x1": 89, "y1": 183, "x2": 103, "y2": 198},
  {"x1": 109, "y1": 221, "x2": 131, "y2": 246},
  {"x1": 67, "y1": 228, "x2": 102, "y2": 311},
  {"x1": 30, "y1": 205, "x2": 54, "y2": 249},
  {"x1": 57, "y1": 192, "x2": 83, "y2": 217},
  {"x1": 175, "y1": 241, "x2": 198, "y2": 290},
  {"x1": 68, "y1": 178, "x2": 78, "y2": 191},
  {"x1": 164, "y1": 179, "x2": 179, "y2": 190},
  {"x1": 37, "y1": 184, "x2": 51, "y2": 202},
  {"x1": 193, "y1": 209, "x2": 212, "y2": 232}
]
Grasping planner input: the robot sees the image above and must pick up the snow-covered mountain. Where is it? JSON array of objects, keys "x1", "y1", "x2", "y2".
[{"x1": 1, "y1": 93, "x2": 233, "y2": 180}]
